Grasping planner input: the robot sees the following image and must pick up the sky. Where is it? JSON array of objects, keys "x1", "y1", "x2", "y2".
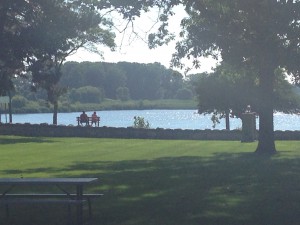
[{"x1": 66, "y1": 6, "x2": 218, "y2": 75}]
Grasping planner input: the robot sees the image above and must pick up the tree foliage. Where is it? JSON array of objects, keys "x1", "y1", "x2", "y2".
[
  {"x1": 0, "y1": 0, "x2": 117, "y2": 124},
  {"x1": 1, "y1": 0, "x2": 184, "y2": 123},
  {"x1": 192, "y1": 64, "x2": 300, "y2": 130},
  {"x1": 148, "y1": 0, "x2": 300, "y2": 153},
  {"x1": 27, "y1": 0, "x2": 116, "y2": 124}
]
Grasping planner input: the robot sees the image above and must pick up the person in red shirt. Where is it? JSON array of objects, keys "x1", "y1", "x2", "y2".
[
  {"x1": 79, "y1": 111, "x2": 88, "y2": 126},
  {"x1": 91, "y1": 111, "x2": 100, "y2": 127}
]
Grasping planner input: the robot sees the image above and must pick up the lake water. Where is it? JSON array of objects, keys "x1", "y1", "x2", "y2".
[{"x1": 1, "y1": 110, "x2": 299, "y2": 131}]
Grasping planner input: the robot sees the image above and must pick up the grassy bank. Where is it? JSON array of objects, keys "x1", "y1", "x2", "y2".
[
  {"x1": 0, "y1": 136, "x2": 299, "y2": 225},
  {"x1": 12, "y1": 99, "x2": 198, "y2": 114}
]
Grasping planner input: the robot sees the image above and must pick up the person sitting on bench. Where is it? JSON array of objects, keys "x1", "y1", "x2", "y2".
[
  {"x1": 79, "y1": 111, "x2": 89, "y2": 126},
  {"x1": 91, "y1": 111, "x2": 99, "y2": 127}
]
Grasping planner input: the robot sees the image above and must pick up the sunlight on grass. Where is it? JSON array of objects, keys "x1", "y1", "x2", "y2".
[{"x1": 0, "y1": 136, "x2": 300, "y2": 225}]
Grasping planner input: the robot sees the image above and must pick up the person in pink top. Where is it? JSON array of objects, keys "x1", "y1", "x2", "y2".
[{"x1": 91, "y1": 111, "x2": 100, "y2": 127}]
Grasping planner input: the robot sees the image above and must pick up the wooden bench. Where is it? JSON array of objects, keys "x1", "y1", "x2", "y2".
[
  {"x1": 76, "y1": 116, "x2": 100, "y2": 127},
  {"x1": 0, "y1": 193, "x2": 103, "y2": 220}
]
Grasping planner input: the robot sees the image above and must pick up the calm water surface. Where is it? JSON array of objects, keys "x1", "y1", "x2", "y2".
[{"x1": 3, "y1": 110, "x2": 300, "y2": 131}]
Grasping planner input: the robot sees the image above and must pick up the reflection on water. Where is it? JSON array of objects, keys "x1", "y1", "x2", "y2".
[{"x1": 3, "y1": 110, "x2": 300, "y2": 131}]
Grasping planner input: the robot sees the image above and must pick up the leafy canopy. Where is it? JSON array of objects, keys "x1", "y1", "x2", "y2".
[{"x1": 147, "y1": 0, "x2": 300, "y2": 153}]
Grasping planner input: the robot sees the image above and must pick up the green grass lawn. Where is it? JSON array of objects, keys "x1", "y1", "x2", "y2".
[{"x1": 0, "y1": 135, "x2": 299, "y2": 225}]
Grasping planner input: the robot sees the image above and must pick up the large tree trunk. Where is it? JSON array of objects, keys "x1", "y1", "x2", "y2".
[
  {"x1": 53, "y1": 102, "x2": 58, "y2": 125},
  {"x1": 0, "y1": 1, "x2": 8, "y2": 39},
  {"x1": 225, "y1": 110, "x2": 230, "y2": 130},
  {"x1": 255, "y1": 66, "x2": 276, "y2": 154},
  {"x1": 8, "y1": 91, "x2": 12, "y2": 123}
]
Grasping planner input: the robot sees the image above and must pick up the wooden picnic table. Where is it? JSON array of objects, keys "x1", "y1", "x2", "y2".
[{"x1": 0, "y1": 178, "x2": 99, "y2": 225}]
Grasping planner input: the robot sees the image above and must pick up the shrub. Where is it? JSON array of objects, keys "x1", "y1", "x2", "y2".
[{"x1": 133, "y1": 116, "x2": 150, "y2": 129}]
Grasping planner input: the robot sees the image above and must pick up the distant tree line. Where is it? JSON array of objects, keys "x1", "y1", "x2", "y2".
[
  {"x1": 11, "y1": 60, "x2": 300, "y2": 118},
  {"x1": 59, "y1": 61, "x2": 193, "y2": 102},
  {"x1": 9, "y1": 61, "x2": 194, "y2": 113}
]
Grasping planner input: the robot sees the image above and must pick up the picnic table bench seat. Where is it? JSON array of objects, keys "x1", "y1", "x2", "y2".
[{"x1": 0, "y1": 193, "x2": 103, "y2": 219}]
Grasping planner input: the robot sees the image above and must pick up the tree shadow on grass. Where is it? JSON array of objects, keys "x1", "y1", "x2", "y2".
[
  {"x1": 0, "y1": 136, "x2": 55, "y2": 145},
  {"x1": 85, "y1": 153, "x2": 300, "y2": 225},
  {"x1": 2, "y1": 152, "x2": 300, "y2": 225}
]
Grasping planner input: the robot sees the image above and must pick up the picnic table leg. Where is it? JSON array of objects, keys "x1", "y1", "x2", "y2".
[
  {"x1": 67, "y1": 204, "x2": 72, "y2": 225},
  {"x1": 5, "y1": 204, "x2": 9, "y2": 218},
  {"x1": 76, "y1": 185, "x2": 84, "y2": 225}
]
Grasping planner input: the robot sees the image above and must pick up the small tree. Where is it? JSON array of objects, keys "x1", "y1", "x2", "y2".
[{"x1": 133, "y1": 116, "x2": 150, "y2": 129}]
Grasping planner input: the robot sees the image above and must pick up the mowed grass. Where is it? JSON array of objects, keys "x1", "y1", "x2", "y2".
[{"x1": 0, "y1": 135, "x2": 299, "y2": 225}]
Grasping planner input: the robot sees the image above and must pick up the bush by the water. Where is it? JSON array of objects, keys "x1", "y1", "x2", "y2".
[{"x1": 133, "y1": 116, "x2": 150, "y2": 129}]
